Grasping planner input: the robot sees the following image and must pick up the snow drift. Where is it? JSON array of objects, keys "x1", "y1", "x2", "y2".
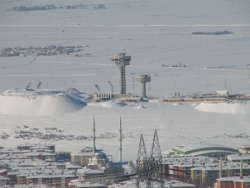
[
  {"x1": 134, "y1": 105, "x2": 147, "y2": 109},
  {"x1": 0, "y1": 88, "x2": 87, "y2": 116},
  {"x1": 88, "y1": 101, "x2": 127, "y2": 108},
  {"x1": 194, "y1": 102, "x2": 250, "y2": 114}
]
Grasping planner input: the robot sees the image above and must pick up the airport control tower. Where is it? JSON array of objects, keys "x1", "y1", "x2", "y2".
[
  {"x1": 137, "y1": 75, "x2": 151, "y2": 98},
  {"x1": 111, "y1": 53, "x2": 131, "y2": 95}
]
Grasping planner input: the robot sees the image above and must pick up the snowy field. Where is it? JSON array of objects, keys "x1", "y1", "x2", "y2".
[{"x1": 0, "y1": 0, "x2": 250, "y2": 161}]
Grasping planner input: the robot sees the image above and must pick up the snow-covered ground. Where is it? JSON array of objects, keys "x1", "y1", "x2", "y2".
[{"x1": 0, "y1": 0, "x2": 250, "y2": 161}]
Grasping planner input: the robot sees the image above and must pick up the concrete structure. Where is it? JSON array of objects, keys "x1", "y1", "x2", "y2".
[
  {"x1": 166, "y1": 142, "x2": 238, "y2": 158},
  {"x1": 137, "y1": 75, "x2": 151, "y2": 98},
  {"x1": 111, "y1": 53, "x2": 131, "y2": 95}
]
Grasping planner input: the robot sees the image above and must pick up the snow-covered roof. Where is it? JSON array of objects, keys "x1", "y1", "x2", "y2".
[
  {"x1": 227, "y1": 153, "x2": 250, "y2": 161},
  {"x1": 24, "y1": 152, "x2": 56, "y2": 157},
  {"x1": 217, "y1": 176, "x2": 250, "y2": 183},
  {"x1": 171, "y1": 142, "x2": 237, "y2": 155},
  {"x1": 0, "y1": 175, "x2": 10, "y2": 181},
  {"x1": 163, "y1": 156, "x2": 215, "y2": 167},
  {"x1": 191, "y1": 162, "x2": 250, "y2": 171},
  {"x1": 77, "y1": 168, "x2": 104, "y2": 175}
]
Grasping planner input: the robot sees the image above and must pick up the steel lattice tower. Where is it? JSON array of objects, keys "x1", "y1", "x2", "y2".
[
  {"x1": 136, "y1": 134, "x2": 150, "y2": 188},
  {"x1": 149, "y1": 129, "x2": 164, "y2": 188}
]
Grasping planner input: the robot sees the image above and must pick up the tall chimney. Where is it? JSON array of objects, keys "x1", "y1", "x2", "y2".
[
  {"x1": 93, "y1": 115, "x2": 96, "y2": 155},
  {"x1": 119, "y1": 116, "x2": 122, "y2": 162}
]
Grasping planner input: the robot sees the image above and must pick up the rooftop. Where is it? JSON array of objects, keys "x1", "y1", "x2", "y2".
[
  {"x1": 217, "y1": 176, "x2": 250, "y2": 183},
  {"x1": 227, "y1": 153, "x2": 250, "y2": 160},
  {"x1": 171, "y1": 142, "x2": 238, "y2": 155}
]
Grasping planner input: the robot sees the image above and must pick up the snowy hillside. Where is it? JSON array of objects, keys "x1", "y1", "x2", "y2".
[
  {"x1": 0, "y1": 88, "x2": 87, "y2": 116},
  {"x1": 0, "y1": 0, "x2": 250, "y2": 161}
]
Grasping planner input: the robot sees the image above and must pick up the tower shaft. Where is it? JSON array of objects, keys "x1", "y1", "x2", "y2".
[
  {"x1": 137, "y1": 75, "x2": 151, "y2": 98},
  {"x1": 119, "y1": 116, "x2": 122, "y2": 162},
  {"x1": 92, "y1": 116, "x2": 96, "y2": 154},
  {"x1": 111, "y1": 53, "x2": 131, "y2": 95},
  {"x1": 120, "y1": 64, "x2": 126, "y2": 94},
  {"x1": 142, "y1": 82, "x2": 146, "y2": 98}
]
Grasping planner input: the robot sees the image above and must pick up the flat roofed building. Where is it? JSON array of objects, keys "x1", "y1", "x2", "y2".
[
  {"x1": 163, "y1": 156, "x2": 216, "y2": 179},
  {"x1": 24, "y1": 152, "x2": 56, "y2": 161},
  {"x1": 26, "y1": 174, "x2": 77, "y2": 188},
  {"x1": 215, "y1": 176, "x2": 250, "y2": 188},
  {"x1": 68, "y1": 180, "x2": 106, "y2": 188},
  {"x1": 17, "y1": 143, "x2": 55, "y2": 152},
  {"x1": 227, "y1": 153, "x2": 250, "y2": 164},
  {"x1": 78, "y1": 168, "x2": 105, "y2": 184},
  {"x1": 191, "y1": 162, "x2": 250, "y2": 186}
]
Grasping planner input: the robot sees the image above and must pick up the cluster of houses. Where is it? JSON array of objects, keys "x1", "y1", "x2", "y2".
[
  {"x1": 1, "y1": 142, "x2": 250, "y2": 187},
  {"x1": 0, "y1": 45, "x2": 85, "y2": 57},
  {"x1": 0, "y1": 142, "x2": 133, "y2": 188},
  {"x1": 163, "y1": 143, "x2": 250, "y2": 188},
  {"x1": 163, "y1": 90, "x2": 250, "y2": 103},
  {"x1": 10, "y1": 4, "x2": 105, "y2": 12}
]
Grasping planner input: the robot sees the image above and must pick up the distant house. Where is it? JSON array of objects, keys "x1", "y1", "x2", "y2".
[{"x1": 215, "y1": 90, "x2": 229, "y2": 96}]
